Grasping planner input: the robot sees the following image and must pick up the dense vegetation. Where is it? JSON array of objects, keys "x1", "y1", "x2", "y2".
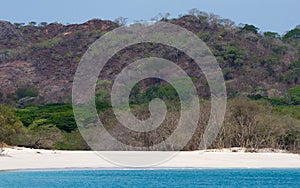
[
  {"x1": 1, "y1": 84, "x2": 300, "y2": 153},
  {"x1": 0, "y1": 104, "x2": 89, "y2": 150},
  {"x1": 1, "y1": 9, "x2": 300, "y2": 152}
]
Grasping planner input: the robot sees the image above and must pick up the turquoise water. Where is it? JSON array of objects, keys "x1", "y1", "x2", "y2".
[{"x1": 1, "y1": 169, "x2": 299, "y2": 187}]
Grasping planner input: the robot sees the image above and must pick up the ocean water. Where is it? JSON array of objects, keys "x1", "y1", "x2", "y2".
[{"x1": 1, "y1": 169, "x2": 299, "y2": 187}]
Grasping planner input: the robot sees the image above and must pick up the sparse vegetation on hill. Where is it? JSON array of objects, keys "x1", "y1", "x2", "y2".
[{"x1": 0, "y1": 9, "x2": 300, "y2": 152}]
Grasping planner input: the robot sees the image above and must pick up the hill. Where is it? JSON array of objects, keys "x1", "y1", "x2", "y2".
[
  {"x1": 0, "y1": 14, "x2": 300, "y2": 104},
  {"x1": 0, "y1": 11, "x2": 300, "y2": 152}
]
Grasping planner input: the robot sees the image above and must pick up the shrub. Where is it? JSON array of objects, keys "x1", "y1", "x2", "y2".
[
  {"x1": 267, "y1": 97, "x2": 289, "y2": 106},
  {"x1": 288, "y1": 85, "x2": 300, "y2": 105},
  {"x1": 35, "y1": 37, "x2": 63, "y2": 48},
  {"x1": 16, "y1": 103, "x2": 77, "y2": 132},
  {"x1": 55, "y1": 130, "x2": 89, "y2": 150},
  {"x1": 0, "y1": 105, "x2": 27, "y2": 146},
  {"x1": 16, "y1": 85, "x2": 38, "y2": 99},
  {"x1": 223, "y1": 46, "x2": 245, "y2": 66},
  {"x1": 27, "y1": 119, "x2": 62, "y2": 149},
  {"x1": 240, "y1": 24, "x2": 259, "y2": 34},
  {"x1": 283, "y1": 28, "x2": 300, "y2": 40},
  {"x1": 263, "y1": 31, "x2": 280, "y2": 38}
]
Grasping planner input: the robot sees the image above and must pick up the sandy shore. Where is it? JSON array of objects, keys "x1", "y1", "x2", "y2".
[{"x1": 1, "y1": 147, "x2": 300, "y2": 171}]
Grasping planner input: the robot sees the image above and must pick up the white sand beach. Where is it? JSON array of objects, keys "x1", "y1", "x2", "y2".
[{"x1": 1, "y1": 147, "x2": 300, "y2": 171}]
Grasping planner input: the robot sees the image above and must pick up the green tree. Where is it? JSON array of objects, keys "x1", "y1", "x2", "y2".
[
  {"x1": 55, "y1": 130, "x2": 89, "y2": 150},
  {"x1": 284, "y1": 28, "x2": 300, "y2": 39},
  {"x1": 16, "y1": 84, "x2": 38, "y2": 99},
  {"x1": 240, "y1": 24, "x2": 259, "y2": 34},
  {"x1": 13, "y1": 22, "x2": 25, "y2": 29},
  {"x1": 288, "y1": 85, "x2": 300, "y2": 105},
  {"x1": 27, "y1": 119, "x2": 62, "y2": 149},
  {"x1": 28, "y1": 21, "x2": 37, "y2": 26},
  {"x1": 264, "y1": 31, "x2": 280, "y2": 38},
  {"x1": 39, "y1": 22, "x2": 48, "y2": 27},
  {"x1": 0, "y1": 105, "x2": 26, "y2": 147},
  {"x1": 223, "y1": 46, "x2": 245, "y2": 66}
]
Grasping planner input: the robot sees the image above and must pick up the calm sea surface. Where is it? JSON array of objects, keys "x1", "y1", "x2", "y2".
[{"x1": 1, "y1": 169, "x2": 299, "y2": 187}]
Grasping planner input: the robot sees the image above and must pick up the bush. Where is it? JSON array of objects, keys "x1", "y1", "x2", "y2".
[
  {"x1": 16, "y1": 85, "x2": 38, "y2": 99},
  {"x1": 247, "y1": 94, "x2": 264, "y2": 100},
  {"x1": 289, "y1": 61, "x2": 300, "y2": 69},
  {"x1": 223, "y1": 46, "x2": 245, "y2": 66},
  {"x1": 16, "y1": 103, "x2": 77, "y2": 132},
  {"x1": 212, "y1": 98, "x2": 300, "y2": 152},
  {"x1": 35, "y1": 37, "x2": 63, "y2": 48},
  {"x1": 198, "y1": 32, "x2": 211, "y2": 41},
  {"x1": 288, "y1": 85, "x2": 300, "y2": 105},
  {"x1": 240, "y1": 24, "x2": 259, "y2": 34},
  {"x1": 274, "y1": 105, "x2": 300, "y2": 120},
  {"x1": 267, "y1": 97, "x2": 289, "y2": 106},
  {"x1": 129, "y1": 83, "x2": 180, "y2": 105},
  {"x1": 283, "y1": 28, "x2": 300, "y2": 40},
  {"x1": 27, "y1": 119, "x2": 62, "y2": 149},
  {"x1": 55, "y1": 130, "x2": 89, "y2": 150},
  {"x1": 263, "y1": 31, "x2": 280, "y2": 38},
  {"x1": 222, "y1": 67, "x2": 233, "y2": 80},
  {"x1": 0, "y1": 105, "x2": 27, "y2": 146}
]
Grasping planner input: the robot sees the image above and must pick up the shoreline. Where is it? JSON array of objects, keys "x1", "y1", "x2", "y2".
[
  {"x1": 1, "y1": 147, "x2": 300, "y2": 171},
  {"x1": 2, "y1": 167, "x2": 300, "y2": 173}
]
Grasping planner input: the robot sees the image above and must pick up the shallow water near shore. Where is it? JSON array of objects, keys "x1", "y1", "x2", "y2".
[{"x1": 1, "y1": 169, "x2": 300, "y2": 187}]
